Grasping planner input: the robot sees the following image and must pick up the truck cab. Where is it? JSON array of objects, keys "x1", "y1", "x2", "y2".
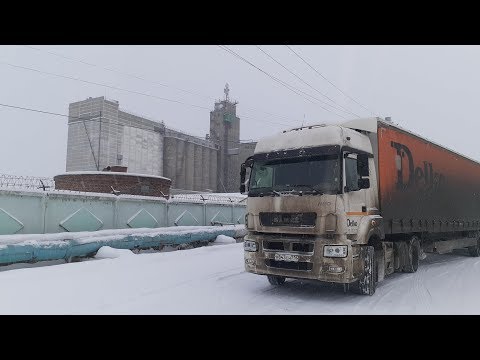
[{"x1": 241, "y1": 122, "x2": 386, "y2": 295}]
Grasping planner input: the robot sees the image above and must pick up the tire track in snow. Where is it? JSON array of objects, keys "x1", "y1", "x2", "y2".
[
  {"x1": 216, "y1": 270, "x2": 246, "y2": 281},
  {"x1": 136, "y1": 266, "x2": 242, "y2": 297},
  {"x1": 411, "y1": 266, "x2": 433, "y2": 313},
  {"x1": 246, "y1": 279, "x2": 351, "y2": 314}
]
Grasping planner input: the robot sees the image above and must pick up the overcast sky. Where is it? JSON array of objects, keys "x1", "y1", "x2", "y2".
[{"x1": 1, "y1": 45, "x2": 479, "y2": 177}]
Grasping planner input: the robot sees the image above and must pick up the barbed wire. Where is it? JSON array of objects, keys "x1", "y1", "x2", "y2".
[
  {"x1": 0, "y1": 174, "x2": 55, "y2": 190},
  {"x1": 0, "y1": 174, "x2": 247, "y2": 204},
  {"x1": 169, "y1": 193, "x2": 246, "y2": 204}
]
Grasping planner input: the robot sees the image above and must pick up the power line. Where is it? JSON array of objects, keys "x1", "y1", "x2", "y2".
[
  {"x1": 22, "y1": 45, "x2": 298, "y2": 124},
  {"x1": 219, "y1": 45, "x2": 314, "y2": 104},
  {"x1": 239, "y1": 113, "x2": 293, "y2": 127},
  {"x1": 2, "y1": 56, "x2": 299, "y2": 129},
  {"x1": 0, "y1": 58, "x2": 296, "y2": 129},
  {"x1": 0, "y1": 59, "x2": 211, "y2": 111},
  {"x1": 0, "y1": 102, "x2": 257, "y2": 145},
  {"x1": 218, "y1": 45, "x2": 348, "y2": 120},
  {"x1": 23, "y1": 45, "x2": 213, "y2": 101},
  {"x1": 286, "y1": 45, "x2": 378, "y2": 117},
  {"x1": 220, "y1": 45, "x2": 348, "y2": 120},
  {"x1": 255, "y1": 46, "x2": 361, "y2": 118}
]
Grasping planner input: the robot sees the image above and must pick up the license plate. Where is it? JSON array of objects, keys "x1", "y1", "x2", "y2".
[{"x1": 274, "y1": 253, "x2": 299, "y2": 262}]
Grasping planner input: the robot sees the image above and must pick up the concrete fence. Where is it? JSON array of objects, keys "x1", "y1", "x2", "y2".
[{"x1": 0, "y1": 189, "x2": 246, "y2": 235}]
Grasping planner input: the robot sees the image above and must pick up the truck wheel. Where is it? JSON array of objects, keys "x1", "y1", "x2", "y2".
[
  {"x1": 350, "y1": 246, "x2": 376, "y2": 295},
  {"x1": 403, "y1": 236, "x2": 420, "y2": 273},
  {"x1": 468, "y1": 239, "x2": 480, "y2": 257},
  {"x1": 267, "y1": 275, "x2": 286, "y2": 286}
]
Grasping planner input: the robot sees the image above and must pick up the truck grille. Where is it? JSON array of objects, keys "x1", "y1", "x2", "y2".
[
  {"x1": 259, "y1": 212, "x2": 316, "y2": 227},
  {"x1": 264, "y1": 241, "x2": 285, "y2": 250},
  {"x1": 265, "y1": 259, "x2": 313, "y2": 271},
  {"x1": 263, "y1": 241, "x2": 314, "y2": 253},
  {"x1": 292, "y1": 243, "x2": 314, "y2": 252}
]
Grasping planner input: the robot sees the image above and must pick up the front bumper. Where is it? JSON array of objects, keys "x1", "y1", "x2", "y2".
[{"x1": 244, "y1": 233, "x2": 361, "y2": 284}]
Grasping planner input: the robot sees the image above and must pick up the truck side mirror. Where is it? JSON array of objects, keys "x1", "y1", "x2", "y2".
[
  {"x1": 240, "y1": 156, "x2": 254, "y2": 194},
  {"x1": 240, "y1": 163, "x2": 246, "y2": 193},
  {"x1": 358, "y1": 178, "x2": 370, "y2": 189}
]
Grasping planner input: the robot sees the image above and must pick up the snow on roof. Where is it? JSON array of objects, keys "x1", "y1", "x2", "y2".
[
  {"x1": 56, "y1": 171, "x2": 171, "y2": 182},
  {"x1": 254, "y1": 124, "x2": 372, "y2": 154}
]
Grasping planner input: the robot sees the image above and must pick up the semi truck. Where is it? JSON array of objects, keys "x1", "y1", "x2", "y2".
[{"x1": 240, "y1": 117, "x2": 480, "y2": 295}]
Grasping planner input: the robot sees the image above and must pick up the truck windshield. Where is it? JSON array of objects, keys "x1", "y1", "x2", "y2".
[{"x1": 249, "y1": 154, "x2": 340, "y2": 195}]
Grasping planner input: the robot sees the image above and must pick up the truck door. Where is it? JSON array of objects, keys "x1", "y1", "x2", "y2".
[{"x1": 343, "y1": 153, "x2": 369, "y2": 234}]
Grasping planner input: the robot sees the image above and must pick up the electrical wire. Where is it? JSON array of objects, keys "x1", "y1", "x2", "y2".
[
  {"x1": 218, "y1": 45, "x2": 348, "y2": 120},
  {"x1": 21, "y1": 45, "x2": 300, "y2": 124},
  {"x1": 0, "y1": 101, "x2": 257, "y2": 145},
  {"x1": 285, "y1": 45, "x2": 378, "y2": 117},
  {"x1": 255, "y1": 45, "x2": 361, "y2": 118}
]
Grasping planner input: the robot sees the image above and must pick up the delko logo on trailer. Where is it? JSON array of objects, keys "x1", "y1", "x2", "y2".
[{"x1": 390, "y1": 141, "x2": 445, "y2": 192}]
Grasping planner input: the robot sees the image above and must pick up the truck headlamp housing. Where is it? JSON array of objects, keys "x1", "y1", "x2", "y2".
[
  {"x1": 323, "y1": 245, "x2": 348, "y2": 258},
  {"x1": 244, "y1": 240, "x2": 258, "y2": 252}
]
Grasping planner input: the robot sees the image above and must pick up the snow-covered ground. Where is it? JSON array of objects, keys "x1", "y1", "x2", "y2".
[{"x1": 0, "y1": 239, "x2": 479, "y2": 314}]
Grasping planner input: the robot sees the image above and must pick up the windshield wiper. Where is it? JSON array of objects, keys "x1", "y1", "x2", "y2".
[
  {"x1": 288, "y1": 184, "x2": 321, "y2": 194},
  {"x1": 257, "y1": 189, "x2": 281, "y2": 197}
]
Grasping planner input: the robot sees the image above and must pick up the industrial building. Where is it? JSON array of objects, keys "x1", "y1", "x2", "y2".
[{"x1": 65, "y1": 85, "x2": 256, "y2": 192}]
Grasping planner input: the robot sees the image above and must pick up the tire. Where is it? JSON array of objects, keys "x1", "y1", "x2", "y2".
[
  {"x1": 403, "y1": 236, "x2": 420, "y2": 273},
  {"x1": 267, "y1": 275, "x2": 286, "y2": 286},
  {"x1": 468, "y1": 238, "x2": 480, "y2": 257},
  {"x1": 350, "y1": 246, "x2": 376, "y2": 295}
]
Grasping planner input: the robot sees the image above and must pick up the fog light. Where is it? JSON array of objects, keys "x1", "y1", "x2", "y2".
[
  {"x1": 323, "y1": 245, "x2": 348, "y2": 258},
  {"x1": 244, "y1": 240, "x2": 258, "y2": 252},
  {"x1": 328, "y1": 265, "x2": 344, "y2": 273},
  {"x1": 245, "y1": 258, "x2": 255, "y2": 265}
]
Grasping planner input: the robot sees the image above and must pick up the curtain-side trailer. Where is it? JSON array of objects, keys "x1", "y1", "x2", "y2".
[{"x1": 241, "y1": 118, "x2": 480, "y2": 295}]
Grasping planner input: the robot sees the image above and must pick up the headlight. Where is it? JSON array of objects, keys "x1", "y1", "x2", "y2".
[
  {"x1": 244, "y1": 240, "x2": 258, "y2": 252},
  {"x1": 323, "y1": 245, "x2": 348, "y2": 258}
]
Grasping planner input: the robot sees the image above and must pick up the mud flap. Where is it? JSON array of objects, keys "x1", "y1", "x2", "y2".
[
  {"x1": 393, "y1": 241, "x2": 406, "y2": 272},
  {"x1": 376, "y1": 249, "x2": 385, "y2": 282},
  {"x1": 350, "y1": 246, "x2": 376, "y2": 295}
]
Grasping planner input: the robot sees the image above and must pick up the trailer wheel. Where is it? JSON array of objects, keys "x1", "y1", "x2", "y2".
[
  {"x1": 403, "y1": 236, "x2": 420, "y2": 273},
  {"x1": 267, "y1": 275, "x2": 286, "y2": 286},
  {"x1": 350, "y1": 246, "x2": 376, "y2": 295},
  {"x1": 468, "y1": 239, "x2": 480, "y2": 257}
]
